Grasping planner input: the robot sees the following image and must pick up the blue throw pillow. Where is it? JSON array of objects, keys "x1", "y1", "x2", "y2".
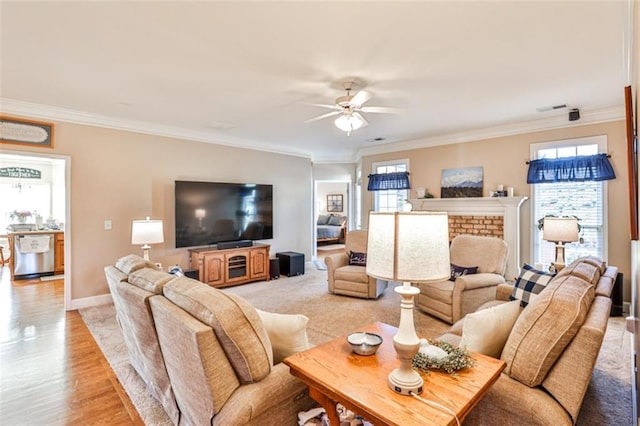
[
  {"x1": 317, "y1": 214, "x2": 330, "y2": 225},
  {"x1": 328, "y1": 215, "x2": 345, "y2": 226},
  {"x1": 510, "y1": 263, "x2": 556, "y2": 307}
]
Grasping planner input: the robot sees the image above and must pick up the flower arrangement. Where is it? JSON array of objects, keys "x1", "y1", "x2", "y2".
[
  {"x1": 10, "y1": 210, "x2": 33, "y2": 221},
  {"x1": 412, "y1": 340, "x2": 475, "y2": 376}
]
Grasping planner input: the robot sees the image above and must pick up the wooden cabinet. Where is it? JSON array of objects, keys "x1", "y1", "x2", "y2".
[
  {"x1": 189, "y1": 244, "x2": 270, "y2": 288},
  {"x1": 54, "y1": 232, "x2": 64, "y2": 274}
]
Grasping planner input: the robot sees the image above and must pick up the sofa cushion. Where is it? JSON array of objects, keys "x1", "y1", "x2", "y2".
[
  {"x1": 116, "y1": 253, "x2": 155, "y2": 275},
  {"x1": 450, "y1": 263, "x2": 478, "y2": 281},
  {"x1": 335, "y1": 265, "x2": 370, "y2": 284},
  {"x1": 510, "y1": 264, "x2": 555, "y2": 307},
  {"x1": 501, "y1": 275, "x2": 594, "y2": 387},
  {"x1": 348, "y1": 251, "x2": 367, "y2": 266},
  {"x1": 554, "y1": 260, "x2": 601, "y2": 285},
  {"x1": 460, "y1": 300, "x2": 522, "y2": 358},
  {"x1": 163, "y1": 276, "x2": 273, "y2": 383},
  {"x1": 256, "y1": 309, "x2": 310, "y2": 364},
  {"x1": 128, "y1": 268, "x2": 177, "y2": 294},
  {"x1": 577, "y1": 256, "x2": 607, "y2": 274}
]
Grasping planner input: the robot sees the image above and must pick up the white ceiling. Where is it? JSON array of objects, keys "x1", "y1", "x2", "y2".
[{"x1": 0, "y1": 1, "x2": 632, "y2": 162}]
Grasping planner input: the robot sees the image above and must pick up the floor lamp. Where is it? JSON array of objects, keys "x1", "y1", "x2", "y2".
[
  {"x1": 131, "y1": 216, "x2": 164, "y2": 261},
  {"x1": 366, "y1": 211, "x2": 450, "y2": 395},
  {"x1": 542, "y1": 217, "x2": 579, "y2": 272}
]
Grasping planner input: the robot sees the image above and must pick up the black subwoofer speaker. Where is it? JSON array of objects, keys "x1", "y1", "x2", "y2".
[
  {"x1": 184, "y1": 269, "x2": 199, "y2": 281},
  {"x1": 611, "y1": 272, "x2": 623, "y2": 317},
  {"x1": 269, "y1": 258, "x2": 280, "y2": 279},
  {"x1": 276, "y1": 251, "x2": 305, "y2": 277}
]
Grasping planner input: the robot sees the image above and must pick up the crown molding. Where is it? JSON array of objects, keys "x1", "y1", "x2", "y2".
[
  {"x1": 0, "y1": 98, "x2": 314, "y2": 160},
  {"x1": 1, "y1": 98, "x2": 624, "y2": 164},
  {"x1": 355, "y1": 106, "x2": 625, "y2": 160}
]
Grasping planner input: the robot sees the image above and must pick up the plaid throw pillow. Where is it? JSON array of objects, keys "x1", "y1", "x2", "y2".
[{"x1": 510, "y1": 264, "x2": 556, "y2": 307}]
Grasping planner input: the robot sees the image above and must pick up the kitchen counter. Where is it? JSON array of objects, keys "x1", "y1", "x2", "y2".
[{"x1": 7, "y1": 229, "x2": 64, "y2": 235}]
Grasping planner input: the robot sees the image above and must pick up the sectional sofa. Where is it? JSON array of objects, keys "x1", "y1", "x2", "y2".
[
  {"x1": 105, "y1": 254, "x2": 314, "y2": 425},
  {"x1": 439, "y1": 256, "x2": 617, "y2": 425}
]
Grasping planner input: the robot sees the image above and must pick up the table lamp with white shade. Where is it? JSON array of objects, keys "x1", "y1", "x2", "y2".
[
  {"x1": 131, "y1": 216, "x2": 164, "y2": 261},
  {"x1": 366, "y1": 211, "x2": 450, "y2": 395},
  {"x1": 542, "y1": 217, "x2": 579, "y2": 271}
]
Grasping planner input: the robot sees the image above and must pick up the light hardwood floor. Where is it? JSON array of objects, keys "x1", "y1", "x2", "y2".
[{"x1": 0, "y1": 266, "x2": 142, "y2": 425}]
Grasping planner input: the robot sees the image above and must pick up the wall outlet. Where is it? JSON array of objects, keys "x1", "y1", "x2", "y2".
[{"x1": 104, "y1": 220, "x2": 112, "y2": 230}]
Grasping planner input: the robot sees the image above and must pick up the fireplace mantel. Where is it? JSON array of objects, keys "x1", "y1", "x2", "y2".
[{"x1": 409, "y1": 196, "x2": 529, "y2": 279}]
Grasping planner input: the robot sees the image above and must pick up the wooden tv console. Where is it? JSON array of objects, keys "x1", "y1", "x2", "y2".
[{"x1": 188, "y1": 243, "x2": 270, "y2": 288}]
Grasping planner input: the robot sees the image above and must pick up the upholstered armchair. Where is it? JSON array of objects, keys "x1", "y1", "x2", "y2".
[
  {"x1": 416, "y1": 234, "x2": 509, "y2": 324},
  {"x1": 324, "y1": 230, "x2": 388, "y2": 299}
]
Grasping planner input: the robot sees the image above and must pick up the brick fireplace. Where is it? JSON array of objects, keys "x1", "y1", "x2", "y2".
[
  {"x1": 409, "y1": 196, "x2": 528, "y2": 279},
  {"x1": 448, "y1": 215, "x2": 504, "y2": 240}
]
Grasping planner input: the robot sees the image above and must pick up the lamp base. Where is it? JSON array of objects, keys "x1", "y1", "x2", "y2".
[
  {"x1": 554, "y1": 243, "x2": 566, "y2": 272},
  {"x1": 389, "y1": 283, "x2": 423, "y2": 396},
  {"x1": 141, "y1": 244, "x2": 151, "y2": 261},
  {"x1": 388, "y1": 367, "x2": 423, "y2": 395}
]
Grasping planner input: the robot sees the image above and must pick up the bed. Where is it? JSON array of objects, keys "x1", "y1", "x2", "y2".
[{"x1": 317, "y1": 214, "x2": 347, "y2": 244}]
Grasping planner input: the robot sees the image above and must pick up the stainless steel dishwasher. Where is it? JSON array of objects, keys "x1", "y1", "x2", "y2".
[{"x1": 13, "y1": 233, "x2": 55, "y2": 278}]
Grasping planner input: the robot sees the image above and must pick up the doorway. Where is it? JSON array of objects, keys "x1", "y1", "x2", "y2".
[
  {"x1": 0, "y1": 151, "x2": 70, "y2": 308},
  {"x1": 314, "y1": 180, "x2": 350, "y2": 263}
]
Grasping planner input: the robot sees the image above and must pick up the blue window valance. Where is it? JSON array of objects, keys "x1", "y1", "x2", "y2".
[
  {"x1": 367, "y1": 171, "x2": 410, "y2": 191},
  {"x1": 527, "y1": 154, "x2": 615, "y2": 184}
]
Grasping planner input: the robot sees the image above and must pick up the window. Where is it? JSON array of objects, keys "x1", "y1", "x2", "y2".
[
  {"x1": 531, "y1": 136, "x2": 608, "y2": 266},
  {"x1": 371, "y1": 160, "x2": 409, "y2": 212},
  {"x1": 0, "y1": 182, "x2": 52, "y2": 231}
]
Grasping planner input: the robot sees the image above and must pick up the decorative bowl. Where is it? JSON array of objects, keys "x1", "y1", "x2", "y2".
[{"x1": 346, "y1": 332, "x2": 383, "y2": 356}]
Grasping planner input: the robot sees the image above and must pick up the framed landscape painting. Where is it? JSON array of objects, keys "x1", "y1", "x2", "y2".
[{"x1": 441, "y1": 166, "x2": 484, "y2": 198}]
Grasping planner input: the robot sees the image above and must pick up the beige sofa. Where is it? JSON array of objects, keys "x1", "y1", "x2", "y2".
[
  {"x1": 438, "y1": 257, "x2": 617, "y2": 425},
  {"x1": 105, "y1": 254, "x2": 314, "y2": 425}
]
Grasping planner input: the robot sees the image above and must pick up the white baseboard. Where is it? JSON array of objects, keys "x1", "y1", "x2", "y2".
[{"x1": 69, "y1": 293, "x2": 113, "y2": 311}]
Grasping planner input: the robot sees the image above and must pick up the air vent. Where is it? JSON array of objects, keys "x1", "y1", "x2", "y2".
[
  {"x1": 366, "y1": 137, "x2": 386, "y2": 143},
  {"x1": 536, "y1": 104, "x2": 568, "y2": 113}
]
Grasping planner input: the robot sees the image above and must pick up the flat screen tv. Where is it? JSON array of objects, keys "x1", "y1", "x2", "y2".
[{"x1": 175, "y1": 180, "x2": 273, "y2": 248}]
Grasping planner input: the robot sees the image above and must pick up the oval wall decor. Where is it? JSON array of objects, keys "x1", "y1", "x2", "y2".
[{"x1": 0, "y1": 115, "x2": 54, "y2": 148}]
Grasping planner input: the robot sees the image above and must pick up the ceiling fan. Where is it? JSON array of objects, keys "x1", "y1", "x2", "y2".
[{"x1": 304, "y1": 81, "x2": 404, "y2": 136}]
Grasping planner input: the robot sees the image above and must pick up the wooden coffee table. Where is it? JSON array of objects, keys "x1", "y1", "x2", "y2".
[{"x1": 284, "y1": 322, "x2": 505, "y2": 426}]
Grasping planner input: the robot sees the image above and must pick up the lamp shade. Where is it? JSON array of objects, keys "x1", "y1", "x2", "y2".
[
  {"x1": 542, "y1": 217, "x2": 579, "y2": 243},
  {"x1": 366, "y1": 212, "x2": 450, "y2": 283},
  {"x1": 195, "y1": 209, "x2": 206, "y2": 219},
  {"x1": 131, "y1": 217, "x2": 164, "y2": 245}
]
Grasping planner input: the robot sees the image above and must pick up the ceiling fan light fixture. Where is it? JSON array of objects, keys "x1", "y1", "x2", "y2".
[{"x1": 334, "y1": 113, "x2": 365, "y2": 133}]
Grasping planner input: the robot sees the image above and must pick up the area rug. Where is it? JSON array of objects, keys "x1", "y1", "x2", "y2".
[{"x1": 80, "y1": 265, "x2": 632, "y2": 425}]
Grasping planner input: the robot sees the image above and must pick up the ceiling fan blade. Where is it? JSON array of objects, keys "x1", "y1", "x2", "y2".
[
  {"x1": 360, "y1": 106, "x2": 406, "y2": 114},
  {"x1": 308, "y1": 103, "x2": 341, "y2": 110},
  {"x1": 350, "y1": 90, "x2": 372, "y2": 107},
  {"x1": 304, "y1": 110, "x2": 341, "y2": 123},
  {"x1": 353, "y1": 112, "x2": 369, "y2": 127}
]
